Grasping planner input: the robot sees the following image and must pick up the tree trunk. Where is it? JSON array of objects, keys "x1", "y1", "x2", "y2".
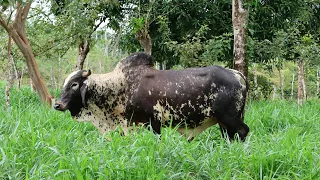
[
  {"x1": 297, "y1": 61, "x2": 304, "y2": 106},
  {"x1": 58, "y1": 55, "x2": 61, "y2": 89},
  {"x1": 5, "y1": 36, "x2": 14, "y2": 107},
  {"x1": 104, "y1": 29, "x2": 109, "y2": 57},
  {"x1": 11, "y1": 53, "x2": 19, "y2": 79},
  {"x1": 30, "y1": 79, "x2": 35, "y2": 92},
  {"x1": 317, "y1": 68, "x2": 320, "y2": 97},
  {"x1": 302, "y1": 75, "x2": 307, "y2": 100},
  {"x1": 112, "y1": 29, "x2": 122, "y2": 57},
  {"x1": 18, "y1": 66, "x2": 25, "y2": 89},
  {"x1": 99, "y1": 60, "x2": 104, "y2": 73},
  {"x1": 5, "y1": 63, "x2": 14, "y2": 107},
  {"x1": 303, "y1": 64, "x2": 307, "y2": 100},
  {"x1": 162, "y1": 61, "x2": 166, "y2": 70},
  {"x1": 155, "y1": 62, "x2": 160, "y2": 70},
  {"x1": 232, "y1": 0, "x2": 249, "y2": 78},
  {"x1": 278, "y1": 68, "x2": 284, "y2": 100},
  {"x1": 253, "y1": 63, "x2": 258, "y2": 99},
  {"x1": 291, "y1": 73, "x2": 295, "y2": 100},
  {"x1": 272, "y1": 85, "x2": 277, "y2": 100},
  {"x1": 0, "y1": 2, "x2": 52, "y2": 105},
  {"x1": 136, "y1": 27, "x2": 152, "y2": 55},
  {"x1": 50, "y1": 66, "x2": 55, "y2": 89},
  {"x1": 76, "y1": 40, "x2": 90, "y2": 70}
]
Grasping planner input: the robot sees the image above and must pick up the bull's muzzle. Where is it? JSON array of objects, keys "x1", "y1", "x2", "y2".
[{"x1": 54, "y1": 101, "x2": 67, "y2": 111}]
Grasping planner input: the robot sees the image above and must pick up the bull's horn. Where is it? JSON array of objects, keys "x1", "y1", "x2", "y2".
[{"x1": 82, "y1": 70, "x2": 91, "y2": 78}]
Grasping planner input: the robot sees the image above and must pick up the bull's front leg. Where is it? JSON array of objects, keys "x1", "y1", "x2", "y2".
[{"x1": 150, "y1": 117, "x2": 162, "y2": 134}]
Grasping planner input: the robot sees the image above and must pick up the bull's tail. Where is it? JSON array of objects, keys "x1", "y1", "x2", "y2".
[
  {"x1": 231, "y1": 70, "x2": 250, "y2": 140},
  {"x1": 238, "y1": 71, "x2": 248, "y2": 122}
]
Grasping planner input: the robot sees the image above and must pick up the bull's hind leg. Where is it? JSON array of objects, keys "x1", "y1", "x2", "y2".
[{"x1": 149, "y1": 117, "x2": 161, "y2": 134}]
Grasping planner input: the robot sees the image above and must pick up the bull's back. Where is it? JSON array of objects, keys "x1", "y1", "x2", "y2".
[
  {"x1": 128, "y1": 66, "x2": 245, "y2": 124},
  {"x1": 137, "y1": 65, "x2": 243, "y2": 101}
]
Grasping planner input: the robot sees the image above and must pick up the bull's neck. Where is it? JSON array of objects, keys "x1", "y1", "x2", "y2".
[
  {"x1": 74, "y1": 67, "x2": 128, "y2": 134},
  {"x1": 87, "y1": 69, "x2": 126, "y2": 108}
]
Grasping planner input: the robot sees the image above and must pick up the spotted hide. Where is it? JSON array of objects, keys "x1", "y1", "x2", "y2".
[{"x1": 54, "y1": 52, "x2": 249, "y2": 141}]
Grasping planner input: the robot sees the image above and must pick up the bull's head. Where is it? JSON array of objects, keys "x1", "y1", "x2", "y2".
[{"x1": 54, "y1": 70, "x2": 91, "y2": 116}]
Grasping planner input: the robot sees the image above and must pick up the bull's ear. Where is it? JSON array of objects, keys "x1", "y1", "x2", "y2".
[
  {"x1": 80, "y1": 83, "x2": 88, "y2": 107},
  {"x1": 82, "y1": 70, "x2": 91, "y2": 78}
]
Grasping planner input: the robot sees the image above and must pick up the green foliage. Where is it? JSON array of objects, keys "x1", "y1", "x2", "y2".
[
  {"x1": 249, "y1": 71, "x2": 274, "y2": 100},
  {"x1": 48, "y1": 0, "x2": 123, "y2": 53},
  {"x1": 167, "y1": 26, "x2": 232, "y2": 68},
  {"x1": 1, "y1": 0, "x2": 320, "y2": 102},
  {"x1": 202, "y1": 33, "x2": 233, "y2": 67},
  {"x1": 119, "y1": 0, "x2": 233, "y2": 67},
  {"x1": 1, "y1": 84, "x2": 320, "y2": 179},
  {"x1": 130, "y1": 17, "x2": 146, "y2": 34},
  {"x1": 167, "y1": 25, "x2": 208, "y2": 68}
]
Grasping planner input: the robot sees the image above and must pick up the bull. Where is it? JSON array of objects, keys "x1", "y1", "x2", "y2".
[{"x1": 54, "y1": 52, "x2": 249, "y2": 141}]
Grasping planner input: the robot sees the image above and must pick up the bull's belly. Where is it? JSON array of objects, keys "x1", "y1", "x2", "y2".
[{"x1": 177, "y1": 117, "x2": 218, "y2": 140}]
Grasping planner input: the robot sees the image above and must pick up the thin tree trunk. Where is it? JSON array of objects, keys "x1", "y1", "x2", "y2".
[
  {"x1": 162, "y1": 61, "x2": 166, "y2": 70},
  {"x1": 99, "y1": 60, "x2": 104, "y2": 73},
  {"x1": 298, "y1": 61, "x2": 304, "y2": 106},
  {"x1": 112, "y1": 29, "x2": 122, "y2": 57},
  {"x1": 0, "y1": 2, "x2": 52, "y2": 105},
  {"x1": 232, "y1": 0, "x2": 249, "y2": 78},
  {"x1": 317, "y1": 68, "x2": 320, "y2": 97},
  {"x1": 278, "y1": 68, "x2": 284, "y2": 100},
  {"x1": 104, "y1": 29, "x2": 109, "y2": 57},
  {"x1": 303, "y1": 64, "x2": 307, "y2": 100},
  {"x1": 50, "y1": 66, "x2": 55, "y2": 89},
  {"x1": 5, "y1": 61, "x2": 14, "y2": 107},
  {"x1": 5, "y1": 36, "x2": 14, "y2": 107},
  {"x1": 11, "y1": 53, "x2": 19, "y2": 79},
  {"x1": 155, "y1": 62, "x2": 160, "y2": 70},
  {"x1": 272, "y1": 85, "x2": 277, "y2": 100},
  {"x1": 30, "y1": 79, "x2": 35, "y2": 92},
  {"x1": 136, "y1": 27, "x2": 152, "y2": 55},
  {"x1": 58, "y1": 55, "x2": 61, "y2": 89},
  {"x1": 76, "y1": 40, "x2": 90, "y2": 70},
  {"x1": 291, "y1": 73, "x2": 295, "y2": 100},
  {"x1": 302, "y1": 75, "x2": 307, "y2": 100},
  {"x1": 105, "y1": 44, "x2": 109, "y2": 57},
  {"x1": 253, "y1": 63, "x2": 258, "y2": 99},
  {"x1": 18, "y1": 66, "x2": 24, "y2": 89}
]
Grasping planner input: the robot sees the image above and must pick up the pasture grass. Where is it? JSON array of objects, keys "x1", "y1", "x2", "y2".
[{"x1": 0, "y1": 83, "x2": 320, "y2": 179}]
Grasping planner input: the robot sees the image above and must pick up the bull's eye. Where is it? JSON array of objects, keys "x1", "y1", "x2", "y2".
[{"x1": 71, "y1": 82, "x2": 79, "y2": 90}]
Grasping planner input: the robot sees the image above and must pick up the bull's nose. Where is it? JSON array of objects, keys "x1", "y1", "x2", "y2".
[{"x1": 54, "y1": 103, "x2": 61, "y2": 110}]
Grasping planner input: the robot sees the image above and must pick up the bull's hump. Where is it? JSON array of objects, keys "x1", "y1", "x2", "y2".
[{"x1": 121, "y1": 52, "x2": 153, "y2": 68}]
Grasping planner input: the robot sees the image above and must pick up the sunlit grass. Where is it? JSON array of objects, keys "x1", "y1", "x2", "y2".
[{"x1": 0, "y1": 84, "x2": 319, "y2": 179}]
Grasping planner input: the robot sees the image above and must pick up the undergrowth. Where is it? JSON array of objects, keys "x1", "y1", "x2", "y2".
[{"x1": 0, "y1": 83, "x2": 319, "y2": 179}]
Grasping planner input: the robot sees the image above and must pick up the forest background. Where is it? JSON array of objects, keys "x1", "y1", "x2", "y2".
[
  {"x1": 0, "y1": 1, "x2": 320, "y2": 179},
  {"x1": 0, "y1": 0, "x2": 320, "y2": 104}
]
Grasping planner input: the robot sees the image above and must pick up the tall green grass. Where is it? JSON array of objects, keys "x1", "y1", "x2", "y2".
[{"x1": 0, "y1": 83, "x2": 319, "y2": 179}]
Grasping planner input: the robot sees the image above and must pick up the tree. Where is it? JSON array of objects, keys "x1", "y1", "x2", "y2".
[
  {"x1": 232, "y1": 0, "x2": 249, "y2": 78},
  {"x1": 119, "y1": 0, "x2": 233, "y2": 69},
  {"x1": 248, "y1": 0, "x2": 320, "y2": 101},
  {"x1": 130, "y1": 0, "x2": 155, "y2": 55},
  {"x1": 51, "y1": 0, "x2": 124, "y2": 70},
  {"x1": 0, "y1": 1, "x2": 52, "y2": 105}
]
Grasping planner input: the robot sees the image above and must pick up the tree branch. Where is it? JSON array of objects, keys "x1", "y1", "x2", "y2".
[
  {"x1": 21, "y1": 2, "x2": 31, "y2": 25},
  {"x1": 7, "y1": 33, "x2": 12, "y2": 68},
  {"x1": 87, "y1": 16, "x2": 108, "y2": 39},
  {"x1": 0, "y1": 15, "x2": 9, "y2": 32}
]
